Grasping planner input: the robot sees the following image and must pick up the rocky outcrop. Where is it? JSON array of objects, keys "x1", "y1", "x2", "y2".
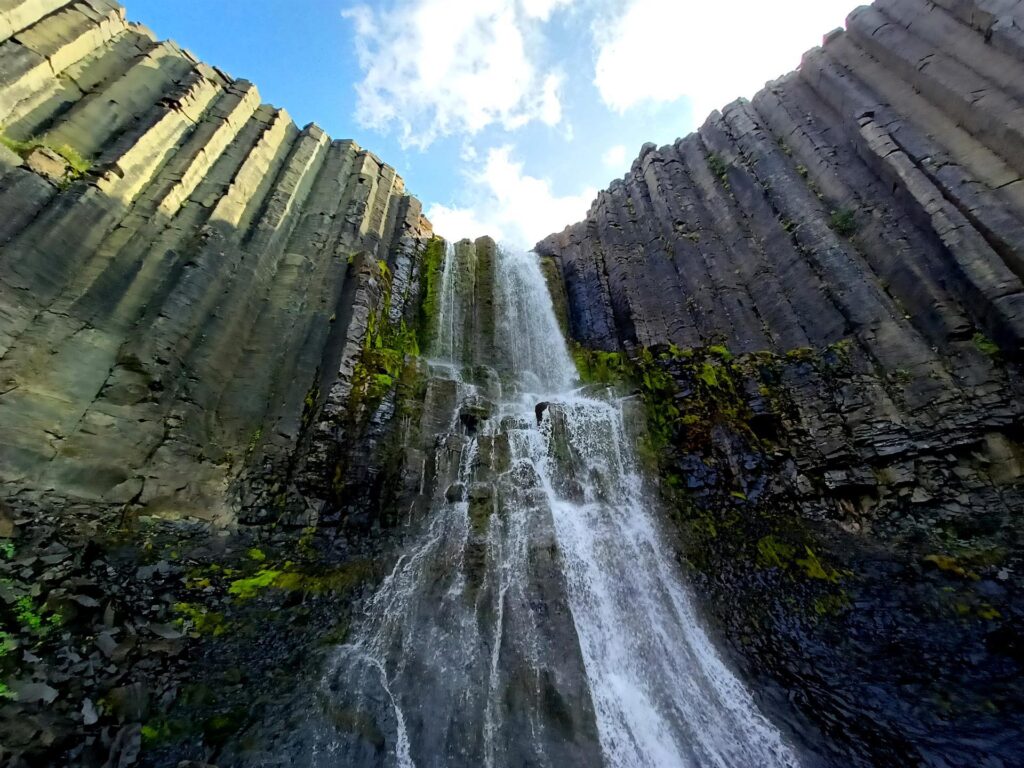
[
  {"x1": 0, "y1": 0, "x2": 434, "y2": 523},
  {"x1": 540, "y1": 0, "x2": 1024, "y2": 764}
]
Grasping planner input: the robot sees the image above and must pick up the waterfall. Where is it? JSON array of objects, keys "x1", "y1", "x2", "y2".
[{"x1": 308, "y1": 244, "x2": 801, "y2": 767}]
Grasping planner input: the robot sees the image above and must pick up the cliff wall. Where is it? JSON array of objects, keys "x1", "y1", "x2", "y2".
[
  {"x1": 539, "y1": 0, "x2": 1024, "y2": 763},
  {"x1": 0, "y1": 0, "x2": 434, "y2": 522},
  {"x1": 537, "y1": 0, "x2": 1024, "y2": 557}
]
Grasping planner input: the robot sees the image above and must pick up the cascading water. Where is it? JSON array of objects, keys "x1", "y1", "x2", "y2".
[{"x1": 308, "y1": 242, "x2": 801, "y2": 767}]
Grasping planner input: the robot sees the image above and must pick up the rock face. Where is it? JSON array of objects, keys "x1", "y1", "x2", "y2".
[
  {"x1": 539, "y1": 0, "x2": 1024, "y2": 764},
  {"x1": 0, "y1": 0, "x2": 434, "y2": 522}
]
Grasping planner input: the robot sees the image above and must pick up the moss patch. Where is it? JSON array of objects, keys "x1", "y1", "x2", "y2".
[
  {"x1": 228, "y1": 560, "x2": 376, "y2": 601},
  {"x1": 829, "y1": 208, "x2": 858, "y2": 237},
  {"x1": 416, "y1": 237, "x2": 445, "y2": 351},
  {"x1": 0, "y1": 133, "x2": 91, "y2": 178},
  {"x1": 972, "y1": 332, "x2": 1000, "y2": 358}
]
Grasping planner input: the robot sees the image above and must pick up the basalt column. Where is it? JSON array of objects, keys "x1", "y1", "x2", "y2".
[{"x1": 0, "y1": 0, "x2": 435, "y2": 523}]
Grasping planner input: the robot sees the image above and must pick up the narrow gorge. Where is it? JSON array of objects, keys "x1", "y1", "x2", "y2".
[{"x1": 0, "y1": 0, "x2": 1021, "y2": 766}]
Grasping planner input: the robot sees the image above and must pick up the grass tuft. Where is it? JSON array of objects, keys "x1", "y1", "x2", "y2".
[{"x1": 0, "y1": 133, "x2": 91, "y2": 178}]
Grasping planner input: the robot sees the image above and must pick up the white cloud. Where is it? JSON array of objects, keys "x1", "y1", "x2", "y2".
[
  {"x1": 539, "y1": 73, "x2": 564, "y2": 126},
  {"x1": 426, "y1": 146, "x2": 596, "y2": 248},
  {"x1": 521, "y1": 0, "x2": 574, "y2": 20},
  {"x1": 602, "y1": 144, "x2": 628, "y2": 169},
  {"x1": 343, "y1": 0, "x2": 571, "y2": 149},
  {"x1": 593, "y1": 0, "x2": 853, "y2": 123}
]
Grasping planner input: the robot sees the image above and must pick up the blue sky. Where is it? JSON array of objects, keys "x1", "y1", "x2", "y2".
[{"x1": 129, "y1": 0, "x2": 854, "y2": 247}]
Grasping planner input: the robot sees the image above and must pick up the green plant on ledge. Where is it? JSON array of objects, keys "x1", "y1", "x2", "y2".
[
  {"x1": 972, "y1": 332, "x2": 1000, "y2": 358},
  {"x1": 707, "y1": 152, "x2": 730, "y2": 186},
  {"x1": 0, "y1": 133, "x2": 92, "y2": 178},
  {"x1": 829, "y1": 208, "x2": 857, "y2": 237}
]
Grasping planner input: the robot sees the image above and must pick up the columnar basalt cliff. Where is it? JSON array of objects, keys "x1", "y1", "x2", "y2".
[
  {"x1": 0, "y1": 6, "x2": 442, "y2": 762},
  {"x1": 1, "y1": 0, "x2": 1024, "y2": 766},
  {"x1": 0, "y1": 0, "x2": 434, "y2": 524},
  {"x1": 539, "y1": 0, "x2": 1024, "y2": 764}
]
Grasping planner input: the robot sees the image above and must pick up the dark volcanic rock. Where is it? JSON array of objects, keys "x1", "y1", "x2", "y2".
[{"x1": 539, "y1": 1, "x2": 1024, "y2": 765}]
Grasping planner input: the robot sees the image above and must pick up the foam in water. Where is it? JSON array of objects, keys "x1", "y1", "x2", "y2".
[{"x1": 310, "y1": 244, "x2": 801, "y2": 767}]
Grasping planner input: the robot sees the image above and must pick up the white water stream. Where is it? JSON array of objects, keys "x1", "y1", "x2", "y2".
[{"x1": 312, "y1": 245, "x2": 801, "y2": 768}]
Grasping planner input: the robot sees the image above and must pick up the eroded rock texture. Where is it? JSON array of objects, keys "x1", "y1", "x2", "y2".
[
  {"x1": 0, "y1": 0, "x2": 433, "y2": 522},
  {"x1": 540, "y1": 0, "x2": 1024, "y2": 764}
]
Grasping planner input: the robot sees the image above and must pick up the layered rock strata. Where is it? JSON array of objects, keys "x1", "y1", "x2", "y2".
[
  {"x1": 539, "y1": 0, "x2": 1024, "y2": 764},
  {"x1": 0, "y1": 0, "x2": 433, "y2": 522}
]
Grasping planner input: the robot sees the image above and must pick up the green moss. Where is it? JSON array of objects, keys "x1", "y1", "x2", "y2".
[
  {"x1": 825, "y1": 338, "x2": 854, "y2": 367},
  {"x1": 539, "y1": 256, "x2": 570, "y2": 336},
  {"x1": 0, "y1": 133, "x2": 91, "y2": 177},
  {"x1": 978, "y1": 604, "x2": 1002, "y2": 620},
  {"x1": 571, "y1": 345, "x2": 631, "y2": 386},
  {"x1": 228, "y1": 561, "x2": 375, "y2": 601},
  {"x1": 203, "y1": 709, "x2": 248, "y2": 748},
  {"x1": 173, "y1": 602, "x2": 227, "y2": 636},
  {"x1": 785, "y1": 346, "x2": 815, "y2": 362},
  {"x1": 813, "y1": 593, "x2": 851, "y2": 616},
  {"x1": 301, "y1": 379, "x2": 321, "y2": 430},
  {"x1": 972, "y1": 332, "x2": 1000, "y2": 358},
  {"x1": 227, "y1": 569, "x2": 280, "y2": 599},
  {"x1": 350, "y1": 269, "x2": 422, "y2": 421},
  {"x1": 756, "y1": 537, "x2": 843, "y2": 582},
  {"x1": 707, "y1": 152, "x2": 730, "y2": 185},
  {"x1": 15, "y1": 596, "x2": 43, "y2": 633},
  {"x1": 246, "y1": 427, "x2": 263, "y2": 457},
  {"x1": 296, "y1": 526, "x2": 318, "y2": 559},
  {"x1": 923, "y1": 554, "x2": 979, "y2": 581},
  {"x1": 697, "y1": 362, "x2": 720, "y2": 388},
  {"x1": 829, "y1": 208, "x2": 857, "y2": 237},
  {"x1": 0, "y1": 542, "x2": 13, "y2": 560},
  {"x1": 137, "y1": 720, "x2": 160, "y2": 742},
  {"x1": 796, "y1": 546, "x2": 842, "y2": 582},
  {"x1": 757, "y1": 535, "x2": 795, "y2": 569},
  {"x1": 55, "y1": 144, "x2": 90, "y2": 176},
  {"x1": 141, "y1": 720, "x2": 202, "y2": 749},
  {"x1": 417, "y1": 237, "x2": 445, "y2": 351}
]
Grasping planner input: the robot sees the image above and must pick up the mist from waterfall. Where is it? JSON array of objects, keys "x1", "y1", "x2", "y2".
[{"x1": 308, "y1": 242, "x2": 801, "y2": 767}]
